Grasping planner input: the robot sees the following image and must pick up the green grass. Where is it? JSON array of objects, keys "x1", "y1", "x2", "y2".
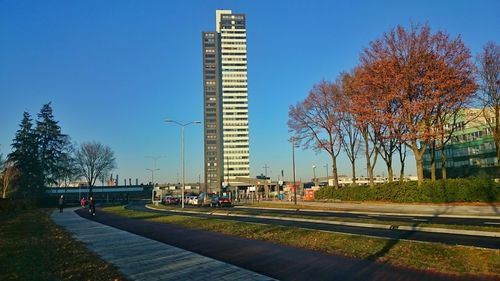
[
  {"x1": 104, "y1": 205, "x2": 500, "y2": 277},
  {"x1": 0, "y1": 208, "x2": 129, "y2": 281},
  {"x1": 151, "y1": 203, "x2": 500, "y2": 233}
]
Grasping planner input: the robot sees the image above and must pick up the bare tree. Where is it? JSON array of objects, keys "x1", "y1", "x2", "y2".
[
  {"x1": 288, "y1": 80, "x2": 343, "y2": 188},
  {"x1": 477, "y1": 42, "x2": 500, "y2": 167},
  {"x1": 348, "y1": 66, "x2": 382, "y2": 187},
  {"x1": 339, "y1": 73, "x2": 361, "y2": 185},
  {"x1": 2, "y1": 160, "x2": 18, "y2": 199},
  {"x1": 74, "y1": 141, "x2": 116, "y2": 195}
]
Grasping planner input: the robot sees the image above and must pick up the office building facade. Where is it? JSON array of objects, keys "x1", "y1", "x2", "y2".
[
  {"x1": 203, "y1": 10, "x2": 250, "y2": 191},
  {"x1": 423, "y1": 108, "x2": 499, "y2": 178}
]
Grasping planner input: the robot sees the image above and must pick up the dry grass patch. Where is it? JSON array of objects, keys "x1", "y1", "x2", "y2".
[{"x1": 0, "y1": 208, "x2": 129, "y2": 281}]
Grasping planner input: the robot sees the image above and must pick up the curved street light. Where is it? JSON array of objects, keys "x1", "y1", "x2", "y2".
[{"x1": 165, "y1": 119, "x2": 201, "y2": 208}]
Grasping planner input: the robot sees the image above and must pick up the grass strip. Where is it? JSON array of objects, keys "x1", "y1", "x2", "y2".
[
  {"x1": 151, "y1": 204, "x2": 500, "y2": 233},
  {"x1": 104, "y1": 205, "x2": 500, "y2": 277},
  {"x1": 0, "y1": 208, "x2": 129, "y2": 281}
]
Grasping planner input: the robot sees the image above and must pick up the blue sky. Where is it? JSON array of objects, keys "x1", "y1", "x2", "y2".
[{"x1": 1, "y1": 0, "x2": 499, "y2": 184}]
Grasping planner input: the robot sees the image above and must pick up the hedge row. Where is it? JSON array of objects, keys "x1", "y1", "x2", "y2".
[
  {"x1": 314, "y1": 177, "x2": 500, "y2": 203},
  {"x1": 0, "y1": 199, "x2": 36, "y2": 213}
]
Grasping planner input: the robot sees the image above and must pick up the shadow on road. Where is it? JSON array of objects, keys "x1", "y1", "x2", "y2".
[{"x1": 366, "y1": 205, "x2": 452, "y2": 263}]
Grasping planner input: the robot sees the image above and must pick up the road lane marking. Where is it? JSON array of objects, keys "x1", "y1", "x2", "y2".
[
  {"x1": 484, "y1": 222, "x2": 500, "y2": 225},
  {"x1": 379, "y1": 215, "x2": 414, "y2": 219},
  {"x1": 411, "y1": 219, "x2": 428, "y2": 222}
]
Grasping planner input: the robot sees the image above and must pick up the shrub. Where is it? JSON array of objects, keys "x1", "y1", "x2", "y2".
[
  {"x1": 314, "y1": 177, "x2": 500, "y2": 203},
  {"x1": 0, "y1": 198, "x2": 36, "y2": 213}
]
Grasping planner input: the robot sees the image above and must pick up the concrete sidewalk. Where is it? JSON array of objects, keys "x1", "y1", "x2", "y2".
[
  {"x1": 51, "y1": 208, "x2": 275, "y2": 281},
  {"x1": 253, "y1": 200, "x2": 500, "y2": 217}
]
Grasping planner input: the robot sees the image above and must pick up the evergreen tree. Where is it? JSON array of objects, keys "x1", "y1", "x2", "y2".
[
  {"x1": 54, "y1": 139, "x2": 78, "y2": 186},
  {"x1": 36, "y1": 102, "x2": 70, "y2": 186},
  {"x1": 8, "y1": 112, "x2": 43, "y2": 198}
]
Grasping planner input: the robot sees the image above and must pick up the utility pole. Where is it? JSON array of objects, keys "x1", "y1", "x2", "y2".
[{"x1": 263, "y1": 164, "x2": 270, "y2": 178}]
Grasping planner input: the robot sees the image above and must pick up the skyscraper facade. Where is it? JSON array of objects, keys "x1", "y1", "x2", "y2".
[{"x1": 203, "y1": 10, "x2": 250, "y2": 192}]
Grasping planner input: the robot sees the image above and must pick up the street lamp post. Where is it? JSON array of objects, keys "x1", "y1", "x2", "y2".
[
  {"x1": 312, "y1": 165, "x2": 316, "y2": 185},
  {"x1": 146, "y1": 168, "x2": 160, "y2": 186},
  {"x1": 145, "y1": 155, "x2": 165, "y2": 169},
  {"x1": 145, "y1": 155, "x2": 164, "y2": 187},
  {"x1": 165, "y1": 119, "x2": 201, "y2": 208},
  {"x1": 291, "y1": 139, "x2": 299, "y2": 205}
]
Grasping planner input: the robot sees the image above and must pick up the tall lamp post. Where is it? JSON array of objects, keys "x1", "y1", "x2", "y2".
[
  {"x1": 146, "y1": 168, "x2": 160, "y2": 186},
  {"x1": 312, "y1": 165, "x2": 316, "y2": 185},
  {"x1": 291, "y1": 138, "x2": 299, "y2": 205},
  {"x1": 165, "y1": 119, "x2": 201, "y2": 208},
  {"x1": 145, "y1": 155, "x2": 165, "y2": 169},
  {"x1": 145, "y1": 155, "x2": 165, "y2": 186}
]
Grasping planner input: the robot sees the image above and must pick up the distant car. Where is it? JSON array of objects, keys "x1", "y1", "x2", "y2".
[
  {"x1": 196, "y1": 192, "x2": 217, "y2": 206},
  {"x1": 210, "y1": 196, "x2": 232, "y2": 207},
  {"x1": 162, "y1": 196, "x2": 178, "y2": 205},
  {"x1": 189, "y1": 196, "x2": 198, "y2": 205}
]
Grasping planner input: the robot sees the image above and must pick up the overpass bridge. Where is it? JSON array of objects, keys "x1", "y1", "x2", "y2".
[{"x1": 46, "y1": 185, "x2": 152, "y2": 203}]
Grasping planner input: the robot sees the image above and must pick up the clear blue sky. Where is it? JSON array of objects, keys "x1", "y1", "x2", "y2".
[{"x1": 1, "y1": 0, "x2": 499, "y2": 184}]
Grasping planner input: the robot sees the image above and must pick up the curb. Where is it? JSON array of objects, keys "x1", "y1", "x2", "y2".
[{"x1": 145, "y1": 205, "x2": 500, "y2": 238}]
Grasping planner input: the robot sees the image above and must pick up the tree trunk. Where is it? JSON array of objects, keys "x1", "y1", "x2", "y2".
[
  {"x1": 89, "y1": 181, "x2": 93, "y2": 197},
  {"x1": 368, "y1": 165, "x2": 375, "y2": 187},
  {"x1": 416, "y1": 156, "x2": 424, "y2": 186},
  {"x1": 387, "y1": 162, "x2": 394, "y2": 183},
  {"x1": 2, "y1": 182, "x2": 6, "y2": 199},
  {"x1": 399, "y1": 161, "x2": 405, "y2": 183},
  {"x1": 411, "y1": 140, "x2": 426, "y2": 186},
  {"x1": 351, "y1": 159, "x2": 357, "y2": 185},
  {"x1": 398, "y1": 143, "x2": 406, "y2": 183},
  {"x1": 331, "y1": 154, "x2": 339, "y2": 189},
  {"x1": 363, "y1": 131, "x2": 374, "y2": 188},
  {"x1": 496, "y1": 104, "x2": 500, "y2": 168},
  {"x1": 496, "y1": 144, "x2": 500, "y2": 176},
  {"x1": 441, "y1": 145, "x2": 447, "y2": 179},
  {"x1": 430, "y1": 140, "x2": 436, "y2": 181},
  {"x1": 3, "y1": 167, "x2": 15, "y2": 199}
]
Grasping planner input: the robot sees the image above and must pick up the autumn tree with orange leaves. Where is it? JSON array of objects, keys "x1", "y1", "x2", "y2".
[
  {"x1": 288, "y1": 80, "x2": 343, "y2": 188},
  {"x1": 356, "y1": 24, "x2": 477, "y2": 185}
]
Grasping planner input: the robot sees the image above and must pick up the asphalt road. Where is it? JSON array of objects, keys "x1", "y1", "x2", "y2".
[
  {"x1": 126, "y1": 203, "x2": 500, "y2": 249},
  {"x1": 233, "y1": 206, "x2": 500, "y2": 227},
  {"x1": 76, "y1": 207, "x2": 498, "y2": 281}
]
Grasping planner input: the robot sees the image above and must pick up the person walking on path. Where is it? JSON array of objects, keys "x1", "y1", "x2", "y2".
[
  {"x1": 58, "y1": 195, "x2": 64, "y2": 213},
  {"x1": 89, "y1": 196, "x2": 95, "y2": 216},
  {"x1": 80, "y1": 196, "x2": 86, "y2": 208}
]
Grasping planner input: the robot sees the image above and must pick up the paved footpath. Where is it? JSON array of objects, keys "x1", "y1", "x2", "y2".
[
  {"x1": 52, "y1": 206, "x2": 499, "y2": 281},
  {"x1": 51, "y1": 208, "x2": 275, "y2": 281}
]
